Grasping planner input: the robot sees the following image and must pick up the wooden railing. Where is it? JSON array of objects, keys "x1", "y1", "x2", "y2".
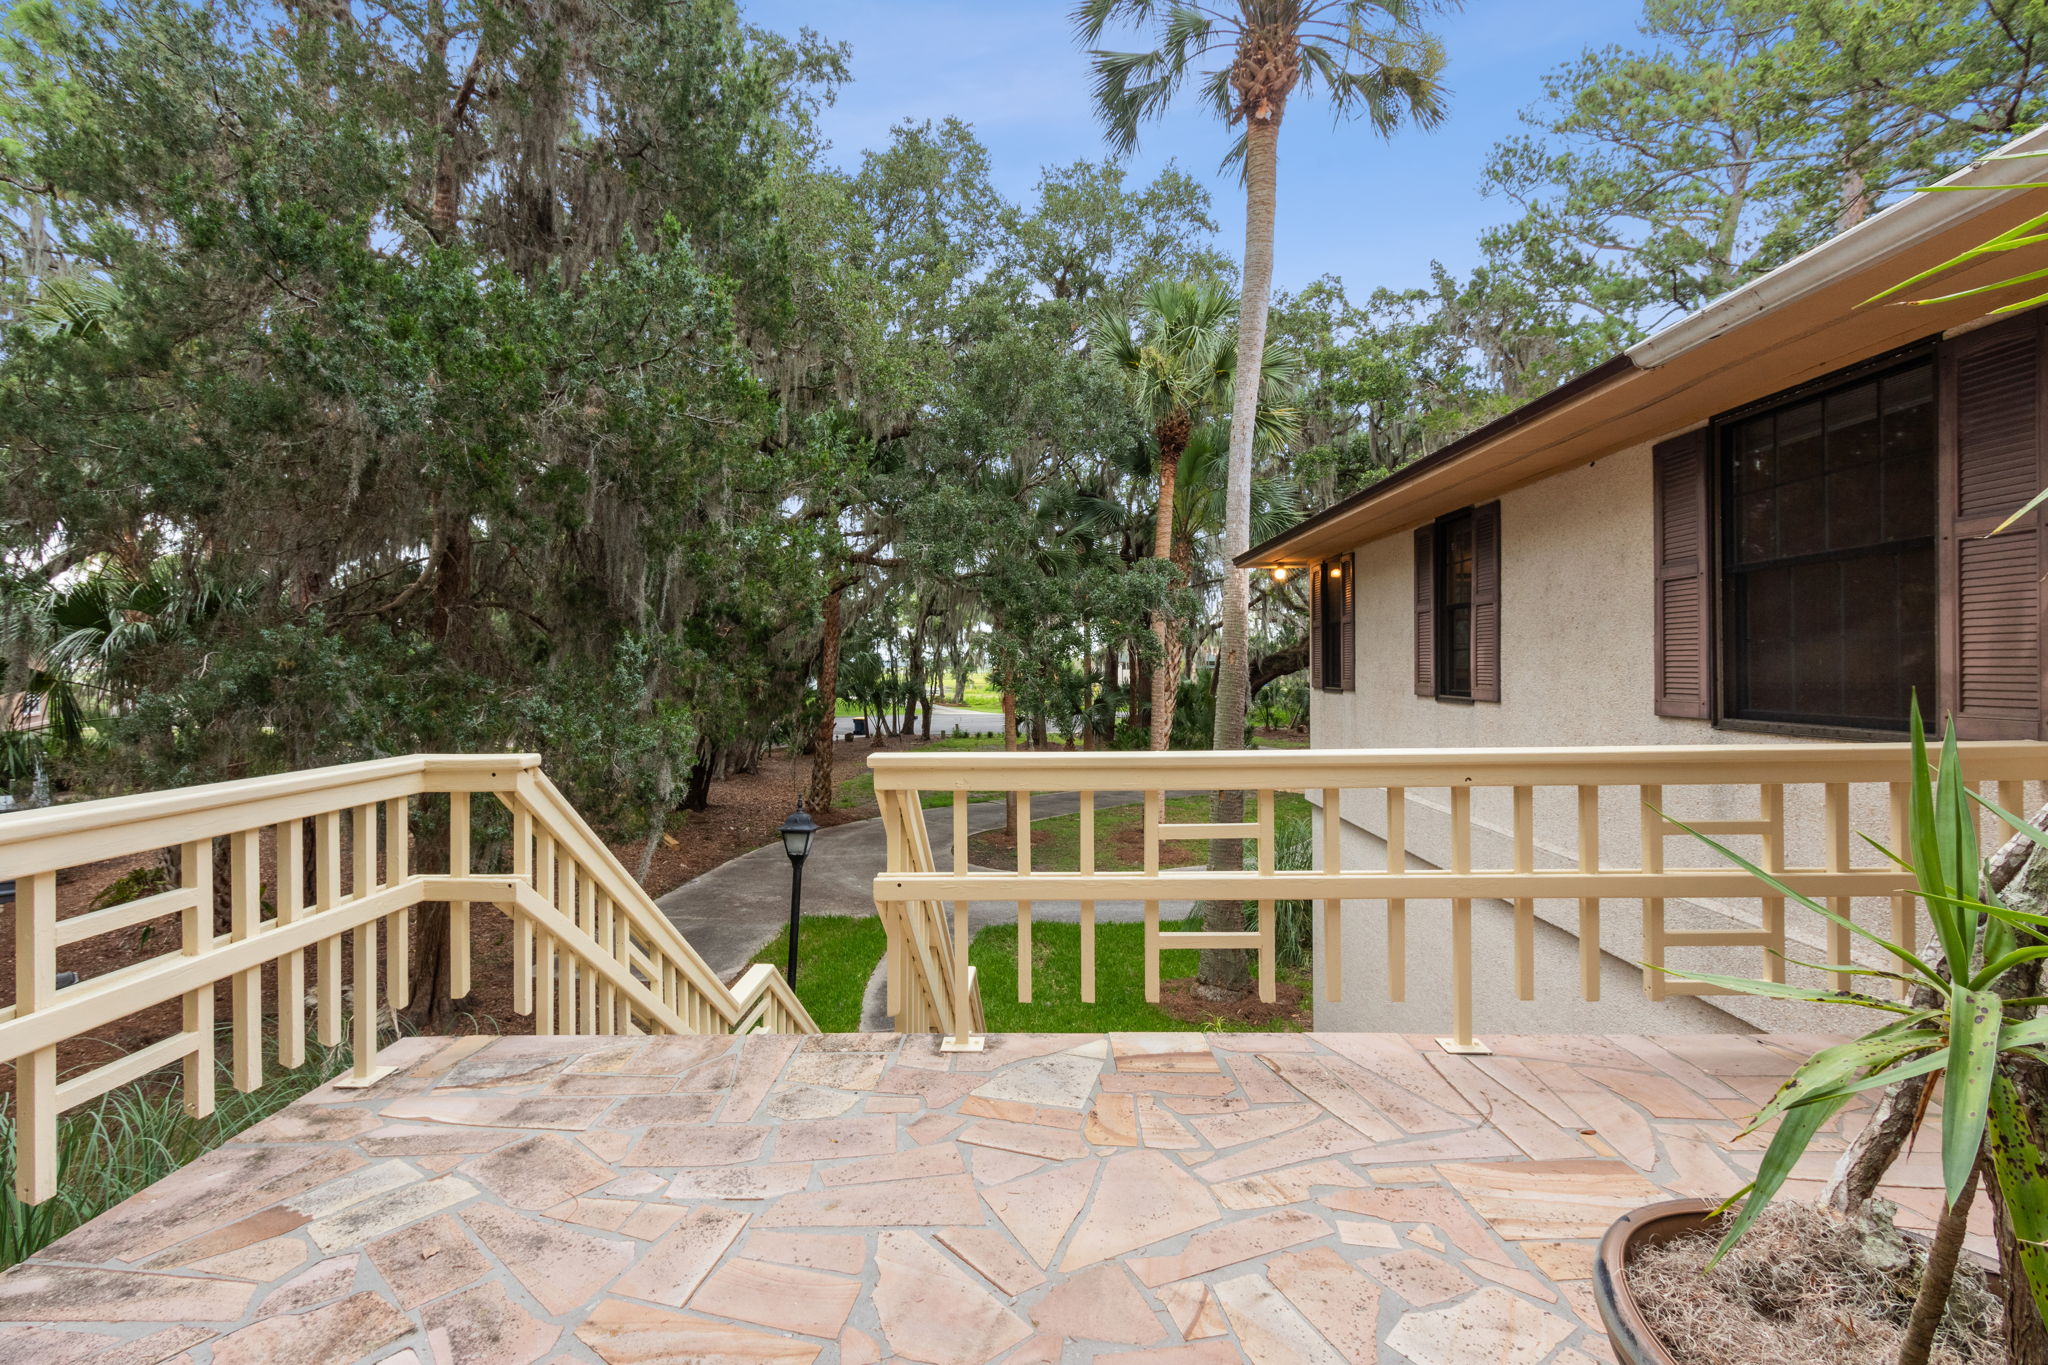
[
  {"x1": 870, "y1": 741, "x2": 2048, "y2": 1052},
  {"x1": 0, "y1": 754, "x2": 815, "y2": 1202}
]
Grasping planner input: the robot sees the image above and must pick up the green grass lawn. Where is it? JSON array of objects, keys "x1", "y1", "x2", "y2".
[
  {"x1": 752, "y1": 913, "x2": 1306, "y2": 1034},
  {"x1": 751, "y1": 915, "x2": 891, "y2": 1032},
  {"x1": 940, "y1": 671, "x2": 1004, "y2": 712},
  {"x1": 975, "y1": 920, "x2": 1306, "y2": 1032},
  {"x1": 969, "y1": 791, "x2": 1311, "y2": 871}
]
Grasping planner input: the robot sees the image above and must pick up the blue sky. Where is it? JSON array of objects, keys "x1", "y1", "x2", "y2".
[{"x1": 742, "y1": 1, "x2": 1648, "y2": 297}]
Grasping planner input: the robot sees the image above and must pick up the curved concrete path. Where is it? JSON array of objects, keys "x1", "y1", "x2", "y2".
[{"x1": 655, "y1": 790, "x2": 1188, "y2": 982}]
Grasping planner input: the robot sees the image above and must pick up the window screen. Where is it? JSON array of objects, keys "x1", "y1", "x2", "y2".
[{"x1": 1722, "y1": 358, "x2": 1937, "y2": 729}]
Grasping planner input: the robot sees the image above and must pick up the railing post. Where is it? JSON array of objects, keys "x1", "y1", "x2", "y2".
[
  {"x1": 929, "y1": 787, "x2": 981, "y2": 1052},
  {"x1": 179, "y1": 839, "x2": 216, "y2": 1118},
  {"x1": 1639, "y1": 786, "x2": 1665, "y2": 1002},
  {"x1": 15, "y1": 870, "x2": 58, "y2": 1203},
  {"x1": 1015, "y1": 790, "x2": 1032, "y2": 1004},
  {"x1": 448, "y1": 791, "x2": 471, "y2": 1001},
  {"x1": 336, "y1": 804, "x2": 395, "y2": 1088},
  {"x1": 383, "y1": 797, "x2": 410, "y2": 1011},
  {"x1": 276, "y1": 818, "x2": 306, "y2": 1069},
  {"x1": 1438, "y1": 786, "x2": 1486, "y2": 1054},
  {"x1": 1080, "y1": 791, "x2": 1096, "y2": 1005},
  {"x1": 315, "y1": 811, "x2": 342, "y2": 1047},
  {"x1": 1385, "y1": 787, "x2": 1406, "y2": 1003},
  {"x1": 228, "y1": 830, "x2": 261, "y2": 1092},
  {"x1": 1319, "y1": 787, "x2": 1341, "y2": 1004}
]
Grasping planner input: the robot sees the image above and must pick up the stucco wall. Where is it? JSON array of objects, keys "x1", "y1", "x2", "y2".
[{"x1": 1304, "y1": 436, "x2": 1957, "y2": 1035}]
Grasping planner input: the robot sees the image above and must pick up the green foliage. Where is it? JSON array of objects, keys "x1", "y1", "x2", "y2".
[
  {"x1": 0, "y1": 1030, "x2": 354, "y2": 1268},
  {"x1": 1665, "y1": 701, "x2": 2048, "y2": 1333},
  {"x1": 749, "y1": 916, "x2": 892, "y2": 1033},
  {"x1": 1480, "y1": 0, "x2": 2048, "y2": 332}
]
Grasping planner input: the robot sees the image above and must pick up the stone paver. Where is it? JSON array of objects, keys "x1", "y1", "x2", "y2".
[{"x1": 0, "y1": 1030, "x2": 1970, "y2": 1363}]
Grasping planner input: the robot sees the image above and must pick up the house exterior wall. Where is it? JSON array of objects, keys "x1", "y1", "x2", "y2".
[{"x1": 1305, "y1": 434, "x2": 1915, "y2": 1035}]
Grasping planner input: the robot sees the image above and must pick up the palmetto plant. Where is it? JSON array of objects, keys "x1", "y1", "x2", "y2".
[
  {"x1": 1663, "y1": 702, "x2": 2048, "y2": 1364},
  {"x1": 1086, "y1": 280, "x2": 1300, "y2": 748},
  {"x1": 1075, "y1": 0, "x2": 1451, "y2": 821},
  {"x1": 1075, "y1": 0, "x2": 1450, "y2": 1000}
]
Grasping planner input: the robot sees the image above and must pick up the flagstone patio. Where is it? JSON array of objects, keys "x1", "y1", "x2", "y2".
[{"x1": 0, "y1": 1029, "x2": 1978, "y2": 1365}]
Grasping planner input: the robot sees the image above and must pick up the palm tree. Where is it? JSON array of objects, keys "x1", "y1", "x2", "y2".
[
  {"x1": 1075, "y1": 0, "x2": 1451, "y2": 997},
  {"x1": 1087, "y1": 279, "x2": 1235, "y2": 747}
]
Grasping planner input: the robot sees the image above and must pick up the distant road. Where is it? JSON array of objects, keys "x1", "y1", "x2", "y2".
[{"x1": 831, "y1": 702, "x2": 1007, "y2": 740}]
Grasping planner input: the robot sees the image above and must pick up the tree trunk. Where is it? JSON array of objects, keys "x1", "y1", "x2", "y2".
[
  {"x1": 920, "y1": 694, "x2": 933, "y2": 739},
  {"x1": 1002, "y1": 689, "x2": 1019, "y2": 837},
  {"x1": 407, "y1": 509, "x2": 474, "y2": 1026},
  {"x1": 805, "y1": 584, "x2": 844, "y2": 815},
  {"x1": 681, "y1": 735, "x2": 714, "y2": 813},
  {"x1": 1149, "y1": 441, "x2": 1184, "y2": 750},
  {"x1": 1898, "y1": 1164, "x2": 1980, "y2": 1365},
  {"x1": 1195, "y1": 110, "x2": 1280, "y2": 998}
]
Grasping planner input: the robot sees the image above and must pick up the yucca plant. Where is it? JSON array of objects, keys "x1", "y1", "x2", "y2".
[{"x1": 1661, "y1": 701, "x2": 2048, "y2": 1364}]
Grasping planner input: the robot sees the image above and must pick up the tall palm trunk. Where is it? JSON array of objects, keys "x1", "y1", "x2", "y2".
[
  {"x1": 1197, "y1": 113, "x2": 1280, "y2": 998},
  {"x1": 805, "y1": 583, "x2": 843, "y2": 815},
  {"x1": 1149, "y1": 416, "x2": 1188, "y2": 750}
]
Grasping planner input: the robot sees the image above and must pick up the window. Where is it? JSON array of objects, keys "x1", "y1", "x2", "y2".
[
  {"x1": 1413, "y1": 503, "x2": 1500, "y2": 702},
  {"x1": 1317, "y1": 559, "x2": 1346, "y2": 689},
  {"x1": 1436, "y1": 509, "x2": 1475, "y2": 697},
  {"x1": 1719, "y1": 356, "x2": 1938, "y2": 730},
  {"x1": 1310, "y1": 554, "x2": 1353, "y2": 691}
]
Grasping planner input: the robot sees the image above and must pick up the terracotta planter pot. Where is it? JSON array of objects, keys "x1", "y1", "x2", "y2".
[
  {"x1": 1593, "y1": 1198, "x2": 1715, "y2": 1365},
  {"x1": 1595, "y1": 1197, "x2": 2002, "y2": 1365}
]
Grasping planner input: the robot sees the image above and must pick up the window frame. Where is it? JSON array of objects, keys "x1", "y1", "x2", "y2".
[{"x1": 1708, "y1": 340, "x2": 1940, "y2": 739}]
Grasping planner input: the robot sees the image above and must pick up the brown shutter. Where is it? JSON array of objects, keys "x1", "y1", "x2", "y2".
[
  {"x1": 1940, "y1": 313, "x2": 2046, "y2": 739},
  {"x1": 1307, "y1": 561, "x2": 1324, "y2": 690},
  {"x1": 1413, "y1": 525, "x2": 1436, "y2": 696},
  {"x1": 1653, "y1": 429, "x2": 1712, "y2": 718},
  {"x1": 1338, "y1": 553, "x2": 1356, "y2": 692},
  {"x1": 1471, "y1": 502, "x2": 1501, "y2": 702}
]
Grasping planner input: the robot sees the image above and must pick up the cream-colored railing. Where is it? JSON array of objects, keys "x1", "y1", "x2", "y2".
[
  {"x1": 870, "y1": 742, "x2": 2048, "y2": 1053},
  {"x1": 0, "y1": 754, "x2": 815, "y2": 1202}
]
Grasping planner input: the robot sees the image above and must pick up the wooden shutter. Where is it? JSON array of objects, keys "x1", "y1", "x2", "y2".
[
  {"x1": 1653, "y1": 429, "x2": 1712, "y2": 718},
  {"x1": 1413, "y1": 525, "x2": 1436, "y2": 696},
  {"x1": 1338, "y1": 553, "x2": 1356, "y2": 692},
  {"x1": 1471, "y1": 502, "x2": 1501, "y2": 702},
  {"x1": 1940, "y1": 313, "x2": 2047, "y2": 739},
  {"x1": 1307, "y1": 561, "x2": 1324, "y2": 690}
]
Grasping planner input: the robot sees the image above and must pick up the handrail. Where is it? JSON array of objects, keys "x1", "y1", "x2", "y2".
[
  {"x1": 0, "y1": 755, "x2": 817, "y2": 1204},
  {"x1": 869, "y1": 740, "x2": 2048, "y2": 1053}
]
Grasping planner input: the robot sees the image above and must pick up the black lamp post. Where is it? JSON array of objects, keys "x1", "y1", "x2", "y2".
[{"x1": 779, "y1": 800, "x2": 818, "y2": 986}]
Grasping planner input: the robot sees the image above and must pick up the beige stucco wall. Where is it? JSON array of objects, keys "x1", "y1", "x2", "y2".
[{"x1": 1304, "y1": 435, "x2": 1969, "y2": 1035}]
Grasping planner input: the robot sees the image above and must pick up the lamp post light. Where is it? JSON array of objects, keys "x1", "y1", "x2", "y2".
[{"x1": 778, "y1": 801, "x2": 818, "y2": 987}]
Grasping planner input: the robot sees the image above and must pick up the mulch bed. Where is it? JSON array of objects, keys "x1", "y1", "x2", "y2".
[{"x1": 1157, "y1": 976, "x2": 1311, "y2": 1030}]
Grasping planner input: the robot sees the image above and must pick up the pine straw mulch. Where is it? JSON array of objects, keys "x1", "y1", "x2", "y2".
[{"x1": 1629, "y1": 1202, "x2": 2004, "y2": 1365}]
